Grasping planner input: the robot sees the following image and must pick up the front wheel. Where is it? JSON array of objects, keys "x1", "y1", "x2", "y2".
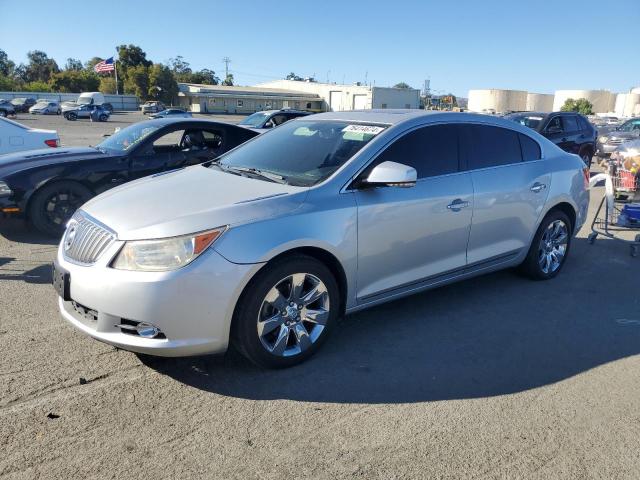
[
  {"x1": 66, "y1": 112, "x2": 77, "y2": 121},
  {"x1": 232, "y1": 255, "x2": 340, "y2": 368},
  {"x1": 519, "y1": 210, "x2": 572, "y2": 280},
  {"x1": 28, "y1": 181, "x2": 93, "y2": 237}
]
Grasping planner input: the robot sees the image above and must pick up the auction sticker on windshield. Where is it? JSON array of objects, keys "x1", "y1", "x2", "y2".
[{"x1": 342, "y1": 125, "x2": 385, "y2": 135}]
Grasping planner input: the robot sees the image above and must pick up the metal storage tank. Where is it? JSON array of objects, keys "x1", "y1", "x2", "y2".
[
  {"x1": 467, "y1": 89, "x2": 527, "y2": 113},
  {"x1": 553, "y1": 90, "x2": 615, "y2": 113},
  {"x1": 526, "y1": 93, "x2": 554, "y2": 112}
]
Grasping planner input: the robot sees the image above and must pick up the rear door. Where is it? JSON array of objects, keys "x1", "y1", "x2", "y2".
[
  {"x1": 354, "y1": 123, "x2": 474, "y2": 300},
  {"x1": 461, "y1": 124, "x2": 551, "y2": 265}
]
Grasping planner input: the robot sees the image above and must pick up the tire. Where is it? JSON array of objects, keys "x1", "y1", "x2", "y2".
[
  {"x1": 0, "y1": 110, "x2": 6, "y2": 117},
  {"x1": 232, "y1": 255, "x2": 340, "y2": 368},
  {"x1": 519, "y1": 210, "x2": 572, "y2": 280},
  {"x1": 579, "y1": 148, "x2": 593, "y2": 169},
  {"x1": 99, "y1": 114, "x2": 108, "y2": 122},
  {"x1": 57, "y1": 109, "x2": 61, "y2": 115},
  {"x1": 28, "y1": 181, "x2": 93, "y2": 237},
  {"x1": 66, "y1": 112, "x2": 77, "y2": 121}
]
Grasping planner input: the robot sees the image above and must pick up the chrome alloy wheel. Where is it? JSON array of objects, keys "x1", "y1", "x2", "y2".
[
  {"x1": 257, "y1": 273, "x2": 330, "y2": 357},
  {"x1": 538, "y1": 219, "x2": 568, "y2": 274}
]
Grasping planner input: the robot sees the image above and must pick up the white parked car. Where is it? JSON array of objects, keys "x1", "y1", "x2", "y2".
[
  {"x1": 0, "y1": 117, "x2": 59, "y2": 155},
  {"x1": 29, "y1": 100, "x2": 61, "y2": 115}
]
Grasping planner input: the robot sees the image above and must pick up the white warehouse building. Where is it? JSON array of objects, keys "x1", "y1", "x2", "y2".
[
  {"x1": 256, "y1": 80, "x2": 421, "y2": 111},
  {"x1": 467, "y1": 89, "x2": 528, "y2": 113},
  {"x1": 526, "y1": 93, "x2": 554, "y2": 112},
  {"x1": 552, "y1": 90, "x2": 615, "y2": 114}
]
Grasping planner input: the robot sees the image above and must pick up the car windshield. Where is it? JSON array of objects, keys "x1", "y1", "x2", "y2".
[
  {"x1": 619, "y1": 120, "x2": 640, "y2": 132},
  {"x1": 215, "y1": 120, "x2": 386, "y2": 187},
  {"x1": 34, "y1": 102, "x2": 49, "y2": 107},
  {"x1": 239, "y1": 112, "x2": 270, "y2": 127},
  {"x1": 508, "y1": 114, "x2": 544, "y2": 129},
  {"x1": 97, "y1": 122, "x2": 161, "y2": 153},
  {"x1": 11, "y1": 98, "x2": 25, "y2": 104}
]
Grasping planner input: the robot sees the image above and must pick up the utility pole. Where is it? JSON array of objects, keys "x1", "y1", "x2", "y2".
[{"x1": 222, "y1": 56, "x2": 231, "y2": 78}]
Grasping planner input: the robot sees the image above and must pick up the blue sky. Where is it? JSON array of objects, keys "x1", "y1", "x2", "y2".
[{"x1": 1, "y1": 0, "x2": 639, "y2": 96}]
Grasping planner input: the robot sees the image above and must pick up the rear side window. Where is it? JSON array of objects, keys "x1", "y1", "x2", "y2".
[
  {"x1": 519, "y1": 134, "x2": 541, "y2": 161},
  {"x1": 460, "y1": 124, "x2": 522, "y2": 169},
  {"x1": 562, "y1": 116, "x2": 579, "y2": 132},
  {"x1": 375, "y1": 124, "x2": 459, "y2": 179}
]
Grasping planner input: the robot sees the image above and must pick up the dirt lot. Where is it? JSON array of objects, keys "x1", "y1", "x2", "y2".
[{"x1": 1, "y1": 116, "x2": 639, "y2": 479}]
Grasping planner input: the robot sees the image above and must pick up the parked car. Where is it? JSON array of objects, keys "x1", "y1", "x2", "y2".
[
  {"x1": 141, "y1": 101, "x2": 165, "y2": 114},
  {"x1": 150, "y1": 108, "x2": 192, "y2": 119},
  {"x1": 0, "y1": 118, "x2": 258, "y2": 235},
  {"x1": 238, "y1": 109, "x2": 312, "y2": 133},
  {"x1": 29, "y1": 100, "x2": 61, "y2": 115},
  {"x1": 62, "y1": 92, "x2": 113, "y2": 113},
  {"x1": 51, "y1": 111, "x2": 590, "y2": 368},
  {"x1": 10, "y1": 97, "x2": 37, "y2": 113},
  {"x1": 0, "y1": 100, "x2": 16, "y2": 117},
  {"x1": 596, "y1": 117, "x2": 640, "y2": 159},
  {"x1": 0, "y1": 117, "x2": 59, "y2": 155},
  {"x1": 63, "y1": 104, "x2": 111, "y2": 122},
  {"x1": 505, "y1": 111, "x2": 597, "y2": 167}
]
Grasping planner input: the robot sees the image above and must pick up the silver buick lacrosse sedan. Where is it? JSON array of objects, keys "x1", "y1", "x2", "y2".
[{"x1": 54, "y1": 110, "x2": 590, "y2": 368}]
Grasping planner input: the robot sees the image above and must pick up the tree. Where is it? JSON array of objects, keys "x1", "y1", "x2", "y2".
[
  {"x1": 85, "y1": 57, "x2": 104, "y2": 71},
  {"x1": 0, "y1": 49, "x2": 15, "y2": 77},
  {"x1": 123, "y1": 65, "x2": 149, "y2": 99},
  {"x1": 393, "y1": 82, "x2": 411, "y2": 89},
  {"x1": 148, "y1": 63, "x2": 178, "y2": 103},
  {"x1": 65, "y1": 58, "x2": 83, "y2": 71},
  {"x1": 188, "y1": 69, "x2": 219, "y2": 85},
  {"x1": 0, "y1": 75, "x2": 17, "y2": 91},
  {"x1": 222, "y1": 73, "x2": 234, "y2": 86},
  {"x1": 168, "y1": 56, "x2": 192, "y2": 75},
  {"x1": 560, "y1": 98, "x2": 593, "y2": 115},
  {"x1": 286, "y1": 72, "x2": 303, "y2": 81},
  {"x1": 23, "y1": 81, "x2": 52, "y2": 92},
  {"x1": 117, "y1": 44, "x2": 152, "y2": 69},
  {"x1": 99, "y1": 77, "x2": 117, "y2": 94},
  {"x1": 24, "y1": 50, "x2": 59, "y2": 83},
  {"x1": 49, "y1": 70, "x2": 100, "y2": 92}
]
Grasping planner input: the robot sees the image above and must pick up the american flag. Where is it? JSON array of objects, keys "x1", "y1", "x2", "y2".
[{"x1": 94, "y1": 57, "x2": 115, "y2": 73}]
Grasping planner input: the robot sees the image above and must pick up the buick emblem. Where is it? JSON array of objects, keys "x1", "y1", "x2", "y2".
[{"x1": 64, "y1": 225, "x2": 77, "y2": 251}]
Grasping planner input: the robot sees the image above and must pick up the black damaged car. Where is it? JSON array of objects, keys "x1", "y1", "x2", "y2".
[{"x1": 0, "y1": 118, "x2": 258, "y2": 236}]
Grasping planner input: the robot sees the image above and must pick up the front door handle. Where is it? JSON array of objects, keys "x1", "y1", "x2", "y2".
[
  {"x1": 447, "y1": 199, "x2": 470, "y2": 212},
  {"x1": 531, "y1": 182, "x2": 547, "y2": 193}
]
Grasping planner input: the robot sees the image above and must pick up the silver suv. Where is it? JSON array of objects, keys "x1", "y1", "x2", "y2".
[{"x1": 54, "y1": 110, "x2": 590, "y2": 368}]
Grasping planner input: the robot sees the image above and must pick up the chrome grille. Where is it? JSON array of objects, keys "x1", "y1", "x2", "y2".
[
  {"x1": 609, "y1": 137, "x2": 626, "y2": 145},
  {"x1": 62, "y1": 212, "x2": 116, "y2": 265}
]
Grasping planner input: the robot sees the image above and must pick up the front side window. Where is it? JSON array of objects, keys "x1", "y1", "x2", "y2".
[
  {"x1": 373, "y1": 124, "x2": 459, "y2": 179},
  {"x1": 216, "y1": 121, "x2": 385, "y2": 186},
  {"x1": 460, "y1": 124, "x2": 522, "y2": 169}
]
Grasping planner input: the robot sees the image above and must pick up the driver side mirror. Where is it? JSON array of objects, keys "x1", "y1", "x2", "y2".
[{"x1": 362, "y1": 161, "x2": 417, "y2": 188}]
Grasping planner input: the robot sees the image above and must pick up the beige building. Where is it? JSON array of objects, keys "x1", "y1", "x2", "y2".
[
  {"x1": 467, "y1": 89, "x2": 528, "y2": 113},
  {"x1": 256, "y1": 80, "x2": 421, "y2": 111}
]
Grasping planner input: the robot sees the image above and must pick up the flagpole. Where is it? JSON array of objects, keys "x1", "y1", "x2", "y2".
[{"x1": 114, "y1": 58, "x2": 119, "y2": 95}]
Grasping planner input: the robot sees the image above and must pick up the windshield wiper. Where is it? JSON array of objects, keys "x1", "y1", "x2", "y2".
[{"x1": 222, "y1": 165, "x2": 288, "y2": 184}]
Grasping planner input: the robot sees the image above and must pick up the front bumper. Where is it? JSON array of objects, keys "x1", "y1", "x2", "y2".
[
  {"x1": 55, "y1": 239, "x2": 262, "y2": 357},
  {"x1": 596, "y1": 143, "x2": 618, "y2": 157}
]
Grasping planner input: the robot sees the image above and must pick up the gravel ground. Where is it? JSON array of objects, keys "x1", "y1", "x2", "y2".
[{"x1": 0, "y1": 117, "x2": 639, "y2": 479}]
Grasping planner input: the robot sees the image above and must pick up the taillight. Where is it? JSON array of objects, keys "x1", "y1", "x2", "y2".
[
  {"x1": 44, "y1": 139, "x2": 59, "y2": 148},
  {"x1": 583, "y1": 166, "x2": 590, "y2": 189}
]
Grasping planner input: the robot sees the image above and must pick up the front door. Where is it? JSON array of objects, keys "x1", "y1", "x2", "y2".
[{"x1": 354, "y1": 124, "x2": 473, "y2": 301}]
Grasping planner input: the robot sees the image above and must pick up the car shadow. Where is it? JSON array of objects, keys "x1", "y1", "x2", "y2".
[
  {"x1": 0, "y1": 259, "x2": 52, "y2": 284},
  {"x1": 141, "y1": 237, "x2": 640, "y2": 404},
  {"x1": 0, "y1": 218, "x2": 59, "y2": 245}
]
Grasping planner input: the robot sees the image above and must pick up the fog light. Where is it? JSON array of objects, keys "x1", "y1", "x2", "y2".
[{"x1": 136, "y1": 322, "x2": 161, "y2": 338}]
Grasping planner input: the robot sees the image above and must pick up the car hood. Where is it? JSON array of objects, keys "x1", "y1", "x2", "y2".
[
  {"x1": 607, "y1": 131, "x2": 639, "y2": 140},
  {"x1": 0, "y1": 147, "x2": 106, "y2": 177},
  {"x1": 81, "y1": 165, "x2": 308, "y2": 240}
]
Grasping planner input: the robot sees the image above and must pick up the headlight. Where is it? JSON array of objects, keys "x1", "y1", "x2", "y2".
[
  {"x1": 598, "y1": 136, "x2": 608, "y2": 143},
  {"x1": 112, "y1": 227, "x2": 227, "y2": 271},
  {"x1": 0, "y1": 181, "x2": 12, "y2": 197}
]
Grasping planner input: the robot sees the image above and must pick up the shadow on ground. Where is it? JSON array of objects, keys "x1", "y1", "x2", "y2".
[
  {"x1": 0, "y1": 218, "x2": 59, "y2": 245},
  {"x1": 142, "y1": 237, "x2": 640, "y2": 404}
]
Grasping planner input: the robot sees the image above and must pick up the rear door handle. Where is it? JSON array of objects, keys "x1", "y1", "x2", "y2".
[
  {"x1": 447, "y1": 199, "x2": 470, "y2": 212},
  {"x1": 531, "y1": 182, "x2": 547, "y2": 193}
]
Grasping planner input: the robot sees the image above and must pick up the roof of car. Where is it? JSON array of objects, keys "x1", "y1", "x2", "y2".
[{"x1": 305, "y1": 109, "x2": 526, "y2": 126}]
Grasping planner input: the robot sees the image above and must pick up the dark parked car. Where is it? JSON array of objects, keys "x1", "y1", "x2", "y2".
[
  {"x1": 10, "y1": 97, "x2": 37, "y2": 113},
  {"x1": 595, "y1": 117, "x2": 640, "y2": 160},
  {"x1": 505, "y1": 111, "x2": 597, "y2": 167},
  {"x1": 63, "y1": 104, "x2": 111, "y2": 121},
  {"x1": 0, "y1": 118, "x2": 258, "y2": 235},
  {"x1": 0, "y1": 100, "x2": 16, "y2": 117},
  {"x1": 238, "y1": 109, "x2": 312, "y2": 133}
]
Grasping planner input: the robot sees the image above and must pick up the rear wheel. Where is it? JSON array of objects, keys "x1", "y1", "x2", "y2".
[
  {"x1": 66, "y1": 112, "x2": 77, "y2": 121},
  {"x1": 232, "y1": 255, "x2": 340, "y2": 368},
  {"x1": 579, "y1": 148, "x2": 593, "y2": 168},
  {"x1": 28, "y1": 181, "x2": 93, "y2": 237},
  {"x1": 520, "y1": 210, "x2": 572, "y2": 280},
  {"x1": 99, "y1": 114, "x2": 108, "y2": 122},
  {"x1": 0, "y1": 110, "x2": 6, "y2": 117}
]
